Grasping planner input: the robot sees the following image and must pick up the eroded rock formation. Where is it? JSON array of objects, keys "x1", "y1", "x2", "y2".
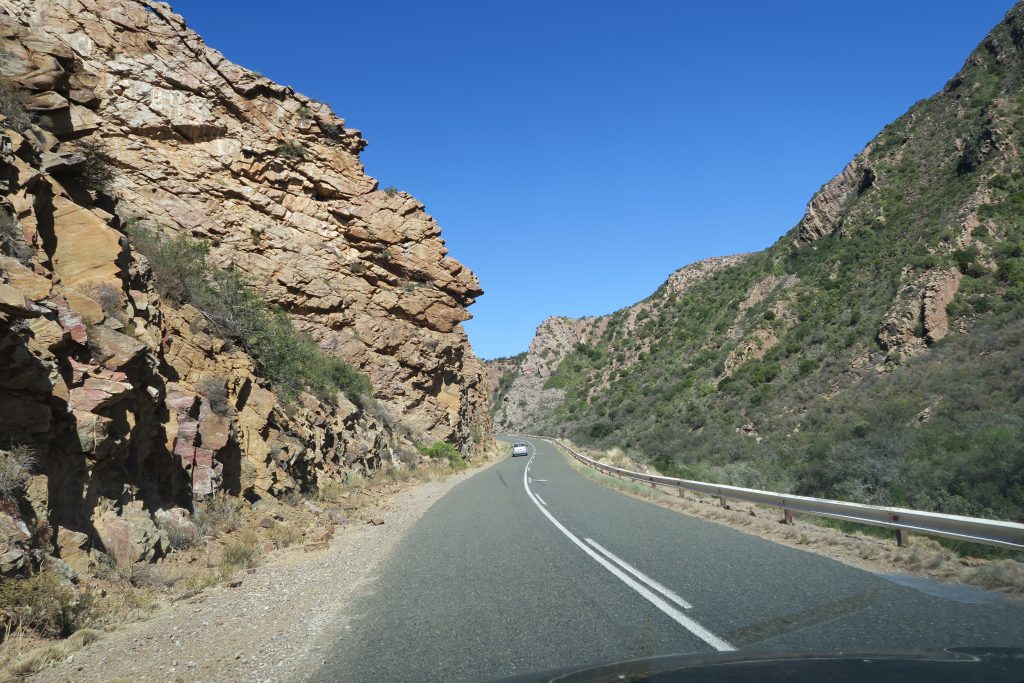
[
  {"x1": 0, "y1": 0, "x2": 490, "y2": 573},
  {"x1": 1, "y1": 0, "x2": 488, "y2": 449}
]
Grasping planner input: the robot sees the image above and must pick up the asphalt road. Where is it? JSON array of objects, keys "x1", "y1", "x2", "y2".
[{"x1": 311, "y1": 436, "x2": 1024, "y2": 682}]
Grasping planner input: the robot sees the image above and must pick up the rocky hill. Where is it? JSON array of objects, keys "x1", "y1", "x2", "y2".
[
  {"x1": 490, "y1": 255, "x2": 748, "y2": 432},
  {"x1": 0, "y1": 0, "x2": 489, "y2": 575},
  {"x1": 489, "y1": 3, "x2": 1024, "y2": 522}
]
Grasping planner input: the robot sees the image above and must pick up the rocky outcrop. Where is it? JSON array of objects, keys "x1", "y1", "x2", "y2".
[
  {"x1": 0, "y1": 0, "x2": 488, "y2": 450},
  {"x1": 0, "y1": 0, "x2": 491, "y2": 572},
  {"x1": 489, "y1": 255, "x2": 747, "y2": 433},
  {"x1": 0, "y1": 117, "x2": 424, "y2": 567},
  {"x1": 491, "y1": 316, "x2": 603, "y2": 432},
  {"x1": 792, "y1": 149, "x2": 877, "y2": 246},
  {"x1": 876, "y1": 267, "x2": 962, "y2": 363}
]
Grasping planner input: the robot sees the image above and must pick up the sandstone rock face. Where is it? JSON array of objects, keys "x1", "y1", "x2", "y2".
[
  {"x1": 0, "y1": 0, "x2": 490, "y2": 568},
  {"x1": 491, "y1": 316, "x2": 602, "y2": 433},
  {"x1": 792, "y1": 149, "x2": 877, "y2": 247},
  {"x1": 490, "y1": 255, "x2": 747, "y2": 433},
  {"x1": 876, "y1": 268, "x2": 962, "y2": 364},
  {"x1": 0, "y1": 0, "x2": 488, "y2": 450}
]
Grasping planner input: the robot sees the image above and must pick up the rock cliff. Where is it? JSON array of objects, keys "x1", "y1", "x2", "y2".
[
  {"x1": 3, "y1": 0, "x2": 489, "y2": 448},
  {"x1": 0, "y1": 0, "x2": 489, "y2": 574}
]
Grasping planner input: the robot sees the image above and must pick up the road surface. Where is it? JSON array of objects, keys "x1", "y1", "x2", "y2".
[{"x1": 312, "y1": 436, "x2": 1024, "y2": 681}]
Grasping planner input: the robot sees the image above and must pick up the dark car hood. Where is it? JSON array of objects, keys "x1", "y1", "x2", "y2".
[{"x1": 493, "y1": 647, "x2": 1024, "y2": 683}]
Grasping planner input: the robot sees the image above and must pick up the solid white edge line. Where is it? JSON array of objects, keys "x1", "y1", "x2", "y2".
[
  {"x1": 522, "y1": 451, "x2": 735, "y2": 652},
  {"x1": 535, "y1": 494, "x2": 548, "y2": 507},
  {"x1": 584, "y1": 538, "x2": 693, "y2": 610}
]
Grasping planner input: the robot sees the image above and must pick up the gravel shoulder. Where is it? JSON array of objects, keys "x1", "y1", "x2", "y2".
[{"x1": 29, "y1": 459, "x2": 500, "y2": 683}]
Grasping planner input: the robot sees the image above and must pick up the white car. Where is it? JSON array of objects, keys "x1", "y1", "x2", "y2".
[{"x1": 511, "y1": 443, "x2": 529, "y2": 457}]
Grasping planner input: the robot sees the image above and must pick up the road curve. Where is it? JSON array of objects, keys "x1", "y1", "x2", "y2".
[{"x1": 311, "y1": 436, "x2": 1024, "y2": 682}]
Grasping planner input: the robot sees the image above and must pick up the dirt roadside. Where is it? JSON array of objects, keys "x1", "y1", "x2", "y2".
[{"x1": 27, "y1": 458, "x2": 501, "y2": 683}]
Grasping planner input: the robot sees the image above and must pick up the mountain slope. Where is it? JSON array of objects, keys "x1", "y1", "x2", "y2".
[{"x1": 490, "y1": 3, "x2": 1024, "y2": 521}]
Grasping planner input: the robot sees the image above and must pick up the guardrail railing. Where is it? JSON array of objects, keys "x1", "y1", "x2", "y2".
[{"x1": 544, "y1": 437, "x2": 1024, "y2": 551}]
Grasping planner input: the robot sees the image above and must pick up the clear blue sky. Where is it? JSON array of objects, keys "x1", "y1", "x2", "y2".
[{"x1": 171, "y1": 0, "x2": 1015, "y2": 359}]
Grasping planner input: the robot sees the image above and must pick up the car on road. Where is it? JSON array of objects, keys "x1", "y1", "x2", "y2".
[{"x1": 511, "y1": 443, "x2": 529, "y2": 457}]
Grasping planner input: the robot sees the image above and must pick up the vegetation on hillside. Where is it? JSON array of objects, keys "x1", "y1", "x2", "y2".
[
  {"x1": 489, "y1": 352, "x2": 526, "y2": 410},
  {"x1": 125, "y1": 221, "x2": 371, "y2": 405},
  {"x1": 533, "y1": 6, "x2": 1024, "y2": 522}
]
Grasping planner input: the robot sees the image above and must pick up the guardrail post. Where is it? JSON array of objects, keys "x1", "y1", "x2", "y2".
[
  {"x1": 782, "y1": 509, "x2": 795, "y2": 525},
  {"x1": 896, "y1": 528, "x2": 910, "y2": 547},
  {"x1": 650, "y1": 480, "x2": 657, "y2": 490},
  {"x1": 677, "y1": 486, "x2": 685, "y2": 499},
  {"x1": 718, "y1": 496, "x2": 729, "y2": 509}
]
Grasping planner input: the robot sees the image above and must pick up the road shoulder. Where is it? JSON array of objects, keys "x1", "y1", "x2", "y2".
[{"x1": 30, "y1": 457, "x2": 503, "y2": 683}]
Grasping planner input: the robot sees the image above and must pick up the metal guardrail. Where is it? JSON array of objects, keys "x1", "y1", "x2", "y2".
[{"x1": 545, "y1": 438, "x2": 1024, "y2": 551}]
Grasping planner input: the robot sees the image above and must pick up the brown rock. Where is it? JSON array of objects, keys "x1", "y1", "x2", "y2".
[
  {"x1": 51, "y1": 197, "x2": 122, "y2": 290},
  {"x1": 25, "y1": 316, "x2": 65, "y2": 353},
  {"x1": 0, "y1": 282, "x2": 39, "y2": 317},
  {"x1": 0, "y1": 510, "x2": 31, "y2": 576},
  {"x1": 0, "y1": 256, "x2": 51, "y2": 300},
  {"x1": 87, "y1": 324, "x2": 146, "y2": 368},
  {"x1": 52, "y1": 295, "x2": 88, "y2": 344},
  {"x1": 369, "y1": 517, "x2": 385, "y2": 526},
  {"x1": 69, "y1": 376, "x2": 133, "y2": 412},
  {"x1": 94, "y1": 504, "x2": 164, "y2": 565}
]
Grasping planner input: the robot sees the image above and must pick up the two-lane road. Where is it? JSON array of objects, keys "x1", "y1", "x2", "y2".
[{"x1": 312, "y1": 437, "x2": 1024, "y2": 681}]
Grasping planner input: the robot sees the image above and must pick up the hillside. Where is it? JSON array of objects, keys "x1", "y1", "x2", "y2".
[
  {"x1": 489, "y1": 3, "x2": 1024, "y2": 521},
  {"x1": 0, "y1": 0, "x2": 489, "y2": 578},
  {"x1": 490, "y1": 255, "x2": 749, "y2": 430}
]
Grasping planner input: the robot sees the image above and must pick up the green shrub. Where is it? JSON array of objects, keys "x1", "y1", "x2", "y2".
[
  {"x1": 380, "y1": 186, "x2": 399, "y2": 196},
  {"x1": 798, "y1": 358, "x2": 819, "y2": 376},
  {"x1": 417, "y1": 441, "x2": 464, "y2": 468},
  {"x1": 65, "y1": 139, "x2": 115, "y2": 194},
  {"x1": 275, "y1": 142, "x2": 306, "y2": 159},
  {"x1": 125, "y1": 223, "x2": 370, "y2": 404}
]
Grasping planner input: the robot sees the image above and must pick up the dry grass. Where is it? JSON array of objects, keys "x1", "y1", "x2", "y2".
[
  {"x1": 161, "y1": 521, "x2": 201, "y2": 550},
  {"x1": 194, "y1": 493, "x2": 243, "y2": 536},
  {"x1": 221, "y1": 530, "x2": 260, "y2": 570},
  {"x1": 268, "y1": 522, "x2": 303, "y2": 549},
  {"x1": 560, "y1": 443, "x2": 1024, "y2": 597},
  {"x1": 0, "y1": 444, "x2": 36, "y2": 499},
  {"x1": 0, "y1": 627, "x2": 102, "y2": 678}
]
